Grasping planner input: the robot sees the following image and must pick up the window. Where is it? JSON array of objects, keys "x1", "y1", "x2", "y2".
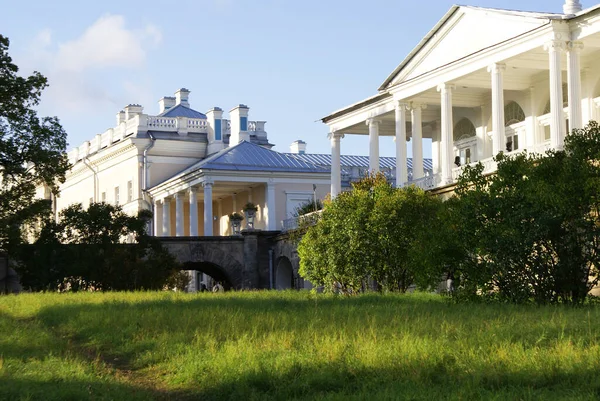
[
  {"x1": 453, "y1": 118, "x2": 477, "y2": 165},
  {"x1": 453, "y1": 118, "x2": 476, "y2": 142},
  {"x1": 504, "y1": 101, "x2": 525, "y2": 126},
  {"x1": 101, "y1": 192, "x2": 106, "y2": 203},
  {"x1": 115, "y1": 187, "x2": 120, "y2": 206},
  {"x1": 127, "y1": 180, "x2": 133, "y2": 203}
]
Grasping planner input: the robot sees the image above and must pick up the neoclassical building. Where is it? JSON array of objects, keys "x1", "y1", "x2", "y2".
[
  {"x1": 48, "y1": 88, "x2": 428, "y2": 237},
  {"x1": 322, "y1": 0, "x2": 600, "y2": 195}
]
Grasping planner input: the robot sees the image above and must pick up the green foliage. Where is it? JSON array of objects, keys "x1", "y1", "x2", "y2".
[
  {"x1": 451, "y1": 121, "x2": 600, "y2": 304},
  {"x1": 14, "y1": 203, "x2": 181, "y2": 291},
  {"x1": 292, "y1": 199, "x2": 323, "y2": 217},
  {"x1": 243, "y1": 202, "x2": 257, "y2": 211},
  {"x1": 0, "y1": 35, "x2": 70, "y2": 253},
  {"x1": 298, "y1": 173, "x2": 450, "y2": 293},
  {"x1": 2, "y1": 291, "x2": 600, "y2": 400},
  {"x1": 228, "y1": 212, "x2": 244, "y2": 221}
]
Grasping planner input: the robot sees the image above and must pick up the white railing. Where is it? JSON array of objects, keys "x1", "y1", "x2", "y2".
[
  {"x1": 188, "y1": 118, "x2": 208, "y2": 132},
  {"x1": 281, "y1": 210, "x2": 323, "y2": 232},
  {"x1": 147, "y1": 116, "x2": 177, "y2": 129},
  {"x1": 528, "y1": 141, "x2": 551, "y2": 155},
  {"x1": 406, "y1": 174, "x2": 442, "y2": 190}
]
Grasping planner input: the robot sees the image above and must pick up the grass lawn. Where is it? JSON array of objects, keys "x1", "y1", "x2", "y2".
[{"x1": 1, "y1": 291, "x2": 600, "y2": 400}]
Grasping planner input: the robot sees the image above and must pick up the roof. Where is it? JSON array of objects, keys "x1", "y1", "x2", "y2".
[
  {"x1": 173, "y1": 141, "x2": 329, "y2": 176},
  {"x1": 158, "y1": 104, "x2": 207, "y2": 119},
  {"x1": 378, "y1": 5, "x2": 560, "y2": 90},
  {"x1": 288, "y1": 153, "x2": 433, "y2": 171}
]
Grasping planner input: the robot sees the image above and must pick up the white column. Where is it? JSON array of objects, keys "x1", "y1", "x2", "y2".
[
  {"x1": 431, "y1": 120, "x2": 441, "y2": 174},
  {"x1": 567, "y1": 41, "x2": 584, "y2": 130},
  {"x1": 438, "y1": 83, "x2": 455, "y2": 185},
  {"x1": 217, "y1": 200, "x2": 223, "y2": 235},
  {"x1": 330, "y1": 131, "x2": 343, "y2": 198},
  {"x1": 265, "y1": 182, "x2": 276, "y2": 230},
  {"x1": 366, "y1": 119, "x2": 380, "y2": 173},
  {"x1": 203, "y1": 182, "x2": 213, "y2": 236},
  {"x1": 232, "y1": 193, "x2": 237, "y2": 213},
  {"x1": 189, "y1": 187, "x2": 198, "y2": 236},
  {"x1": 154, "y1": 199, "x2": 162, "y2": 236},
  {"x1": 546, "y1": 40, "x2": 566, "y2": 149},
  {"x1": 162, "y1": 198, "x2": 171, "y2": 236},
  {"x1": 411, "y1": 104, "x2": 425, "y2": 180},
  {"x1": 394, "y1": 101, "x2": 408, "y2": 187},
  {"x1": 488, "y1": 63, "x2": 506, "y2": 155},
  {"x1": 175, "y1": 192, "x2": 184, "y2": 237}
]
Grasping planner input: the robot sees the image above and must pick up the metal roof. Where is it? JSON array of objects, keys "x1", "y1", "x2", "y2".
[
  {"x1": 158, "y1": 104, "x2": 207, "y2": 119},
  {"x1": 287, "y1": 153, "x2": 433, "y2": 171},
  {"x1": 177, "y1": 141, "x2": 329, "y2": 174}
]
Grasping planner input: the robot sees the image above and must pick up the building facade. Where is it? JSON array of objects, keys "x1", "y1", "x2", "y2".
[{"x1": 322, "y1": 0, "x2": 600, "y2": 196}]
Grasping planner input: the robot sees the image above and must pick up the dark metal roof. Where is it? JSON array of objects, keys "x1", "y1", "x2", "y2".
[
  {"x1": 158, "y1": 104, "x2": 207, "y2": 119},
  {"x1": 286, "y1": 153, "x2": 433, "y2": 171},
  {"x1": 179, "y1": 141, "x2": 329, "y2": 174}
]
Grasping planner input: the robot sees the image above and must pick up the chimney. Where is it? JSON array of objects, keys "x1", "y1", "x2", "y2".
[
  {"x1": 124, "y1": 104, "x2": 143, "y2": 121},
  {"x1": 159, "y1": 96, "x2": 176, "y2": 113},
  {"x1": 116, "y1": 110, "x2": 126, "y2": 125},
  {"x1": 290, "y1": 140, "x2": 307, "y2": 154},
  {"x1": 564, "y1": 0, "x2": 582, "y2": 14},
  {"x1": 229, "y1": 104, "x2": 250, "y2": 146},
  {"x1": 175, "y1": 88, "x2": 190, "y2": 108},
  {"x1": 206, "y1": 107, "x2": 225, "y2": 154}
]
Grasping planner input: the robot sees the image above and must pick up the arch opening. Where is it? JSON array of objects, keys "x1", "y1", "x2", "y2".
[
  {"x1": 181, "y1": 261, "x2": 233, "y2": 291},
  {"x1": 275, "y1": 256, "x2": 294, "y2": 290}
]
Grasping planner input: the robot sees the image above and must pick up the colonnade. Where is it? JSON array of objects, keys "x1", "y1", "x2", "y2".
[
  {"x1": 329, "y1": 40, "x2": 584, "y2": 197},
  {"x1": 153, "y1": 181, "x2": 278, "y2": 236}
]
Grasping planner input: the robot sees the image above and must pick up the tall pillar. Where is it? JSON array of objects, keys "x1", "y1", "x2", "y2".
[
  {"x1": 395, "y1": 101, "x2": 408, "y2": 187},
  {"x1": 217, "y1": 199, "x2": 223, "y2": 235},
  {"x1": 203, "y1": 181, "x2": 213, "y2": 236},
  {"x1": 153, "y1": 199, "x2": 162, "y2": 236},
  {"x1": 567, "y1": 41, "x2": 584, "y2": 130},
  {"x1": 189, "y1": 187, "x2": 198, "y2": 236},
  {"x1": 438, "y1": 83, "x2": 455, "y2": 185},
  {"x1": 162, "y1": 198, "x2": 171, "y2": 236},
  {"x1": 265, "y1": 182, "x2": 276, "y2": 230},
  {"x1": 232, "y1": 193, "x2": 237, "y2": 213},
  {"x1": 175, "y1": 192, "x2": 184, "y2": 237},
  {"x1": 329, "y1": 131, "x2": 343, "y2": 198},
  {"x1": 366, "y1": 119, "x2": 380, "y2": 173},
  {"x1": 488, "y1": 63, "x2": 506, "y2": 155},
  {"x1": 431, "y1": 120, "x2": 441, "y2": 174},
  {"x1": 411, "y1": 104, "x2": 425, "y2": 180},
  {"x1": 546, "y1": 40, "x2": 566, "y2": 149}
]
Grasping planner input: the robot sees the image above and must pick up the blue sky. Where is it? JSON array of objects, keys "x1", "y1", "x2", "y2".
[{"x1": 1, "y1": 0, "x2": 566, "y2": 157}]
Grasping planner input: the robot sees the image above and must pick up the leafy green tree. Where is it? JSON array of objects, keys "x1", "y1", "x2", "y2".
[
  {"x1": 15, "y1": 203, "x2": 183, "y2": 291},
  {"x1": 452, "y1": 121, "x2": 600, "y2": 304},
  {"x1": 0, "y1": 35, "x2": 69, "y2": 253},
  {"x1": 298, "y1": 173, "x2": 449, "y2": 294}
]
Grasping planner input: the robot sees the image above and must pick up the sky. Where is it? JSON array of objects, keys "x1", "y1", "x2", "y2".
[{"x1": 1, "y1": 0, "x2": 568, "y2": 158}]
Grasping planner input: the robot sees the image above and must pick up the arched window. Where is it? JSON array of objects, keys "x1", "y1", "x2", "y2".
[
  {"x1": 453, "y1": 118, "x2": 477, "y2": 165},
  {"x1": 504, "y1": 101, "x2": 525, "y2": 126},
  {"x1": 453, "y1": 118, "x2": 476, "y2": 141}
]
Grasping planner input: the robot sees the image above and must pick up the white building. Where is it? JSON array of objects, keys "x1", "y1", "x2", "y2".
[
  {"x1": 49, "y1": 88, "x2": 428, "y2": 236},
  {"x1": 322, "y1": 0, "x2": 600, "y2": 195}
]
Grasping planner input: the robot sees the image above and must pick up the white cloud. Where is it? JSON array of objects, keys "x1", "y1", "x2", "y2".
[
  {"x1": 17, "y1": 14, "x2": 162, "y2": 123},
  {"x1": 55, "y1": 14, "x2": 161, "y2": 72}
]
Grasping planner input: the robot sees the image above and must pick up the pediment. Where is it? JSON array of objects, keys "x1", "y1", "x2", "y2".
[{"x1": 384, "y1": 7, "x2": 550, "y2": 88}]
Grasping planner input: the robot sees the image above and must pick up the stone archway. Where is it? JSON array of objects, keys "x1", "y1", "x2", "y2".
[
  {"x1": 181, "y1": 261, "x2": 233, "y2": 291},
  {"x1": 275, "y1": 256, "x2": 293, "y2": 290}
]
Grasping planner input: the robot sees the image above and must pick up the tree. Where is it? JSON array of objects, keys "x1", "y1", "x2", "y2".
[
  {"x1": 0, "y1": 35, "x2": 69, "y2": 253},
  {"x1": 452, "y1": 121, "x2": 600, "y2": 304},
  {"x1": 298, "y1": 173, "x2": 449, "y2": 294},
  {"x1": 15, "y1": 203, "x2": 184, "y2": 291}
]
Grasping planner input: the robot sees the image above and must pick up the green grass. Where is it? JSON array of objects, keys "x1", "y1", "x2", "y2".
[{"x1": 1, "y1": 291, "x2": 600, "y2": 400}]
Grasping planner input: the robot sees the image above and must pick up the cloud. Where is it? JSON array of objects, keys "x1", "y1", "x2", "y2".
[
  {"x1": 54, "y1": 14, "x2": 161, "y2": 72},
  {"x1": 17, "y1": 14, "x2": 162, "y2": 123}
]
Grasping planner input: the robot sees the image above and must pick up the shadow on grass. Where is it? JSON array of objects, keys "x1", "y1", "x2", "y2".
[{"x1": 3, "y1": 294, "x2": 600, "y2": 400}]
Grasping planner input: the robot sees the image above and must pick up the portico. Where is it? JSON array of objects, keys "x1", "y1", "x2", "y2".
[
  {"x1": 148, "y1": 141, "x2": 331, "y2": 236},
  {"x1": 322, "y1": 2, "x2": 600, "y2": 194}
]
